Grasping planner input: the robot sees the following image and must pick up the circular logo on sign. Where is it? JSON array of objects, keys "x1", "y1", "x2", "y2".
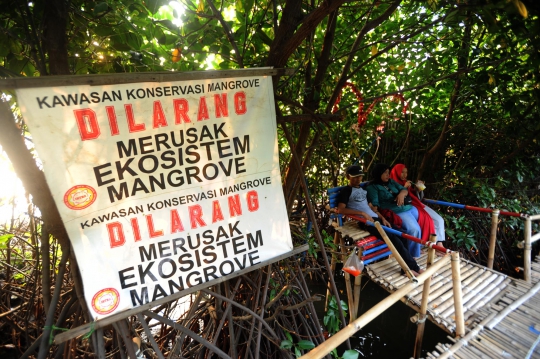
[
  {"x1": 64, "y1": 185, "x2": 97, "y2": 210},
  {"x1": 92, "y1": 288, "x2": 120, "y2": 315}
]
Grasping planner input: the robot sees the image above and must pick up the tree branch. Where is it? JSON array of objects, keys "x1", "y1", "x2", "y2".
[
  {"x1": 205, "y1": 0, "x2": 244, "y2": 67},
  {"x1": 0, "y1": 101, "x2": 69, "y2": 249},
  {"x1": 327, "y1": 0, "x2": 402, "y2": 112},
  {"x1": 268, "y1": 0, "x2": 348, "y2": 68}
]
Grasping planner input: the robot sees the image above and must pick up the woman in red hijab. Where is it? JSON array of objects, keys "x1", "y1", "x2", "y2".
[{"x1": 390, "y1": 164, "x2": 446, "y2": 246}]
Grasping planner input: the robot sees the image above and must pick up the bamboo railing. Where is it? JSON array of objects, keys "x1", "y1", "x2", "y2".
[{"x1": 423, "y1": 199, "x2": 540, "y2": 282}]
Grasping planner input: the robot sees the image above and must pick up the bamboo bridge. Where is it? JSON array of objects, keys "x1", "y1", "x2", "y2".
[
  {"x1": 301, "y1": 209, "x2": 540, "y2": 359},
  {"x1": 428, "y1": 255, "x2": 540, "y2": 358}
]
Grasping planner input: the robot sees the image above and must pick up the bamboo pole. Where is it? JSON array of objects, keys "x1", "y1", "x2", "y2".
[
  {"x1": 410, "y1": 265, "x2": 467, "y2": 301},
  {"x1": 487, "y1": 209, "x2": 500, "y2": 269},
  {"x1": 486, "y1": 327, "x2": 530, "y2": 354},
  {"x1": 339, "y1": 235, "x2": 355, "y2": 321},
  {"x1": 524, "y1": 217, "x2": 532, "y2": 283},
  {"x1": 374, "y1": 222, "x2": 415, "y2": 279},
  {"x1": 413, "y1": 234, "x2": 437, "y2": 359},
  {"x1": 451, "y1": 252, "x2": 465, "y2": 337},
  {"x1": 300, "y1": 256, "x2": 451, "y2": 359},
  {"x1": 497, "y1": 320, "x2": 537, "y2": 350},
  {"x1": 435, "y1": 271, "x2": 494, "y2": 316},
  {"x1": 459, "y1": 277, "x2": 506, "y2": 315},
  {"x1": 440, "y1": 274, "x2": 502, "y2": 319},
  {"x1": 429, "y1": 266, "x2": 478, "y2": 309},
  {"x1": 437, "y1": 312, "x2": 497, "y2": 359},
  {"x1": 486, "y1": 279, "x2": 540, "y2": 330},
  {"x1": 352, "y1": 250, "x2": 362, "y2": 320}
]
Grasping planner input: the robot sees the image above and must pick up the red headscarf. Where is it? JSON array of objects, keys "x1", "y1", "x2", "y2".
[{"x1": 390, "y1": 164, "x2": 435, "y2": 242}]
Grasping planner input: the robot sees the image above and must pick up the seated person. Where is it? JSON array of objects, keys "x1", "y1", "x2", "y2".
[
  {"x1": 335, "y1": 165, "x2": 422, "y2": 275},
  {"x1": 390, "y1": 164, "x2": 445, "y2": 246},
  {"x1": 366, "y1": 163, "x2": 422, "y2": 258}
]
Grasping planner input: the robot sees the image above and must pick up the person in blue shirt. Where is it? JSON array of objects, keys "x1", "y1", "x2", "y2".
[
  {"x1": 336, "y1": 165, "x2": 421, "y2": 274},
  {"x1": 366, "y1": 163, "x2": 422, "y2": 258}
]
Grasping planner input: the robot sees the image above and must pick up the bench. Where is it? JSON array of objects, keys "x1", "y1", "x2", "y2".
[{"x1": 327, "y1": 186, "x2": 391, "y2": 265}]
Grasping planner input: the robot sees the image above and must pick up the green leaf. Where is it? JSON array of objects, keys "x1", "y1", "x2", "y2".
[
  {"x1": 256, "y1": 28, "x2": 273, "y2": 46},
  {"x1": 145, "y1": 0, "x2": 168, "y2": 14},
  {"x1": 244, "y1": 0, "x2": 255, "y2": 14},
  {"x1": 286, "y1": 331, "x2": 293, "y2": 341},
  {"x1": 22, "y1": 61, "x2": 36, "y2": 77},
  {"x1": 124, "y1": 32, "x2": 143, "y2": 49},
  {"x1": 156, "y1": 19, "x2": 178, "y2": 32},
  {"x1": 280, "y1": 340, "x2": 293, "y2": 349},
  {"x1": 154, "y1": 26, "x2": 167, "y2": 44},
  {"x1": 294, "y1": 347, "x2": 301, "y2": 358},
  {"x1": 93, "y1": 25, "x2": 115, "y2": 37},
  {"x1": 93, "y1": 2, "x2": 109, "y2": 15},
  {"x1": 297, "y1": 340, "x2": 315, "y2": 350},
  {"x1": 342, "y1": 350, "x2": 360, "y2": 359},
  {"x1": 0, "y1": 32, "x2": 10, "y2": 57},
  {"x1": 235, "y1": 0, "x2": 244, "y2": 13},
  {"x1": 0, "y1": 234, "x2": 14, "y2": 249},
  {"x1": 7, "y1": 57, "x2": 27, "y2": 75},
  {"x1": 110, "y1": 35, "x2": 132, "y2": 51}
]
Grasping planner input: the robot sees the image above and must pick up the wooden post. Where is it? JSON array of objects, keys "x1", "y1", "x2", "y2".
[
  {"x1": 451, "y1": 252, "x2": 465, "y2": 337},
  {"x1": 300, "y1": 256, "x2": 451, "y2": 359},
  {"x1": 374, "y1": 222, "x2": 414, "y2": 279},
  {"x1": 413, "y1": 234, "x2": 437, "y2": 359},
  {"x1": 487, "y1": 209, "x2": 499, "y2": 269},
  {"x1": 524, "y1": 217, "x2": 532, "y2": 283}
]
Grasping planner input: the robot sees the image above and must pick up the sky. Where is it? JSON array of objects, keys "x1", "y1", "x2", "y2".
[{"x1": 0, "y1": 148, "x2": 28, "y2": 224}]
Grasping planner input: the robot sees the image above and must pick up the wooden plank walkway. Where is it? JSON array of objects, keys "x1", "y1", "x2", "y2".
[
  {"x1": 427, "y1": 255, "x2": 540, "y2": 358},
  {"x1": 365, "y1": 253, "x2": 511, "y2": 335},
  {"x1": 333, "y1": 217, "x2": 540, "y2": 357}
]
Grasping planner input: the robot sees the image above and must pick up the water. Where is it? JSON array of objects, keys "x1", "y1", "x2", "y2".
[{"x1": 308, "y1": 273, "x2": 449, "y2": 358}]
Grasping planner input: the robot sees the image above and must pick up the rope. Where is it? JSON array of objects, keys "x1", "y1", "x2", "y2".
[
  {"x1": 44, "y1": 325, "x2": 69, "y2": 345},
  {"x1": 81, "y1": 321, "x2": 95, "y2": 341}
]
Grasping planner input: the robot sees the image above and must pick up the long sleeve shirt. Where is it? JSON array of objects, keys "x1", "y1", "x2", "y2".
[{"x1": 366, "y1": 179, "x2": 413, "y2": 213}]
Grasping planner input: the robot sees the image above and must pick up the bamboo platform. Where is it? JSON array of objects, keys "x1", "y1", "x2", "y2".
[
  {"x1": 334, "y1": 217, "x2": 540, "y2": 357},
  {"x1": 426, "y1": 255, "x2": 540, "y2": 358},
  {"x1": 365, "y1": 253, "x2": 512, "y2": 335},
  {"x1": 333, "y1": 220, "x2": 371, "y2": 241}
]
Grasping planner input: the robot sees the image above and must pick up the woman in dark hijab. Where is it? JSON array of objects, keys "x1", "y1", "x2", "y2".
[{"x1": 366, "y1": 163, "x2": 422, "y2": 258}]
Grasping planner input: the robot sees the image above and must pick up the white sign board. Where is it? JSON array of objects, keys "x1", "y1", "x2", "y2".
[{"x1": 16, "y1": 72, "x2": 292, "y2": 319}]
